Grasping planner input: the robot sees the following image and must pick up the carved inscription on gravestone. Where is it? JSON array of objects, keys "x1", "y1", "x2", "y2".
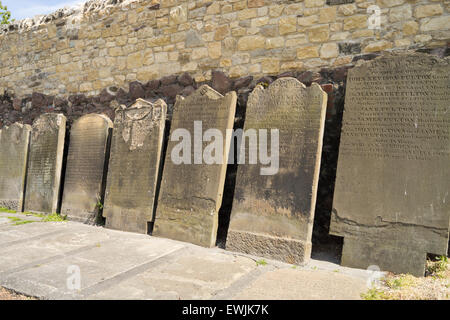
[
  {"x1": 103, "y1": 99, "x2": 167, "y2": 234},
  {"x1": 24, "y1": 114, "x2": 66, "y2": 214},
  {"x1": 0, "y1": 123, "x2": 31, "y2": 211},
  {"x1": 153, "y1": 85, "x2": 237, "y2": 247},
  {"x1": 61, "y1": 114, "x2": 113, "y2": 224},
  {"x1": 330, "y1": 53, "x2": 450, "y2": 276},
  {"x1": 226, "y1": 78, "x2": 327, "y2": 265}
]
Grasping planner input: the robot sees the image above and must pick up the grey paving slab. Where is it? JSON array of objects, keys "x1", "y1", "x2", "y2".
[
  {"x1": 0, "y1": 218, "x2": 66, "y2": 245},
  {"x1": 0, "y1": 219, "x2": 373, "y2": 300},
  {"x1": 86, "y1": 247, "x2": 257, "y2": 300}
]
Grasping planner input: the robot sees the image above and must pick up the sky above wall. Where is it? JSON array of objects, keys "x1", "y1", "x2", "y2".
[{"x1": 3, "y1": 0, "x2": 86, "y2": 21}]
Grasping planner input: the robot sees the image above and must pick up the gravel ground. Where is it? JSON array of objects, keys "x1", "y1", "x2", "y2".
[
  {"x1": 362, "y1": 258, "x2": 450, "y2": 300},
  {"x1": 0, "y1": 287, "x2": 36, "y2": 300}
]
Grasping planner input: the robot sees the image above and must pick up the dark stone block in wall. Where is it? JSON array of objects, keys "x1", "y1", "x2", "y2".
[
  {"x1": 180, "y1": 85, "x2": 195, "y2": 97},
  {"x1": 256, "y1": 76, "x2": 274, "y2": 86},
  {"x1": 129, "y1": 81, "x2": 145, "y2": 100},
  {"x1": 296, "y1": 71, "x2": 312, "y2": 86},
  {"x1": 233, "y1": 76, "x2": 253, "y2": 90},
  {"x1": 103, "y1": 99, "x2": 167, "y2": 234},
  {"x1": 158, "y1": 83, "x2": 183, "y2": 100},
  {"x1": 338, "y1": 42, "x2": 361, "y2": 55},
  {"x1": 68, "y1": 94, "x2": 87, "y2": 106},
  {"x1": 160, "y1": 75, "x2": 178, "y2": 86},
  {"x1": 98, "y1": 90, "x2": 113, "y2": 104},
  {"x1": 32, "y1": 92, "x2": 49, "y2": 109},
  {"x1": 211, "y1": 70, "x2": 232, "y2": 94},
  {"x1": 177, "y1": 73, "x2": 194, "y2": 86}
]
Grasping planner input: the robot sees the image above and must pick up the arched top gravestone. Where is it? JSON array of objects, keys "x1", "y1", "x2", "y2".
[
  {"x1": 24, "y1": 113, "x2": 66, "y2": 214},
  {"x1": 103, "y1": 98, "x2": 167, "y2": 234},
  {"x1": 61, "y1": 113, "x2": 113, "y2": 224},
  {"x1": 330, "y1": 53, "x2": 450, "y2": 276},
  {"x1": 226, "y1": 78, "x2": 327, "y2": 265},
  {"x1": 154, "y1": 85, "x2": 237, "y2": 247},
  {"x1": 0, "y1": 123, "x2": 31, "y2": 211}
]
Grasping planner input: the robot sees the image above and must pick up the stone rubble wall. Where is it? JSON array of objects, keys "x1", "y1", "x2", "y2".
[{"x1": 0, "y1": 0, "x2": 448, "y2": 101}]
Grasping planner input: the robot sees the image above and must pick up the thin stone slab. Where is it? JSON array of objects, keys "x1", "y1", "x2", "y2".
[
  {"x1": 24, "y1": 114, "x2": 66, "y2": 214},
  {"x1": 0, "y1": 123, "x2": 31, "y2": 211},
  {"x1": 153, "y1": 85, "x2": 237, "y2": 247},
  {"x1": 226, "y1": 78, "x2": 327, "y2": 265},
  {"x1": 103, "y1": 99, "x2": 167, "y2": 234},
  {"x1": 330, "y1": 53, "x2": 450, "y2": 276},
  {"x1": 61, "y1": 114, "x2": 112, "y2": 224}
]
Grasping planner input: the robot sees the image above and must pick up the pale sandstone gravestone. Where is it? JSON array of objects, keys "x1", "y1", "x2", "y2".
[
  {"x1": 103, "y1": 99, "x2": 167, "y2": 234},
  {"x1": 0, "y1": 123, "x2": 31, "y2": 211},
  {"x1": 330, "y1": 53, "x2": 450, "y2": 276},
  {"x1": 24, "y1": 114, "x2": 66, "y2": 214},
  {"x1": 61, "y1": 114, "x2": 113, "y2": 224},
  {"x1": 153, "y1": 85, "x2": 237, "y2": 247},
  {"x1": 226, "y1": 78, "x2": 328, "y2": 265}
]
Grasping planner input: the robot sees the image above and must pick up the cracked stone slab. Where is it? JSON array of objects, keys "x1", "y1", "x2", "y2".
[{"x1": 330, "y1": 53, "x2": 450, "y2": 276}]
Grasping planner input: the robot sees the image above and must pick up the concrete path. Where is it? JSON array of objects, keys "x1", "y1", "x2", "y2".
[{"x1": 0, "y1": 211, "x2": 379, "y2": 300}]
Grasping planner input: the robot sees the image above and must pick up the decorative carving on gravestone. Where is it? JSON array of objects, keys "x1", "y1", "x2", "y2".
[
  {"x1": 153, "y1": 85, "x2": 237, "y2": 247},
  {"x1": 226, "y1": 78, "x2": 328, "y2": 265},
  {"x1": 103, "y1": 99, "x2": 167, "y2": 234},
  {"x1": 61, "y1": 114, "x2": 113, "y2": 224},
  {"x1": 0, "y1": 123, "x2": 31, "y2": 211},
  {"x1": 24, "y1": 114, "x2": 66, "y2": 214},
  {"x1": 330, "y1": 53, "x2": 450, "y2": 276}
]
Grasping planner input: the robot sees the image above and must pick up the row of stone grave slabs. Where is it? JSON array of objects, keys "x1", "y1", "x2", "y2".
[
  {"x1": 0, "y1": 80, "x2": 327, "y2": 266},
  {"x1": 0, "y1": 52, "x2": 448, "y2": 276}
]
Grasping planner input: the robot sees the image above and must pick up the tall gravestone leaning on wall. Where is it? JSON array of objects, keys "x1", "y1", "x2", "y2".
[
  {"x1": 330, "y1": 53, "x2": 450, "y2": 276},
  {"x1": 0, "y1": 123, "x2": 31, "y2": 211},
  {"x1": 153, "y1": 85, "x2": 237, "y2": 247},
  {"x1": 24, "y1": 114, "x2": 66, "y2": 214},
  {"x1": 103, "y1": 99, "x2": 167, "y2": 234},
  {"x1": 61, "y1": 114, "x2": 113, "y2": 223},
  {"x1": 226, "y1": 78, "x2": 328, "y2": 265}
]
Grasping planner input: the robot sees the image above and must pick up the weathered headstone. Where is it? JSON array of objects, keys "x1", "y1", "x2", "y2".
[
  {"x1": 153, "y1": 85, "x2": 237, "y2": 247},
  {"x1": 226, "y1": 78, "x2": 328, "y2": 265},
  {"x1": 330, "y1": 53, "x2": 450, "y2": 276},
  {"x1": 0, "y1": 123, "x2": 31, "y2": 211},
  {"x1": 103, "y1": 99, "x2": 167, "y2": 234},
  {"x1": 24, "y1": 113, "x2": 66, "y2": 214},
  {"x1": 61, "y1": 114, "x2": 113, "y2": 224}
]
